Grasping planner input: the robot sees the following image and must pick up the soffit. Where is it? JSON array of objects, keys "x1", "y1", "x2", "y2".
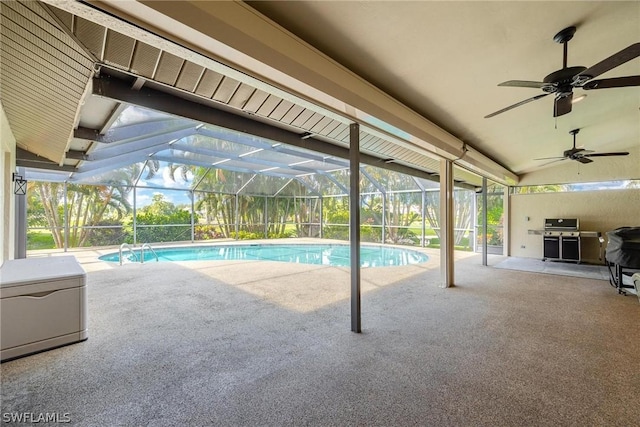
[{"x1": 0, "y1": 0, "x2": 94, "y2": 164}]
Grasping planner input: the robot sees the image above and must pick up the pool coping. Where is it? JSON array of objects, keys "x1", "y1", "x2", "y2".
[
  {"x1": 25, "y1": 238, "x2": 448, "y2": 273},
  {"x1": 96, "y1": 240, "x2": 432, "y2": 267}
]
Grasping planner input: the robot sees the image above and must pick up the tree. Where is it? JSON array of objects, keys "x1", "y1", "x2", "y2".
[
  {"x1": 511, "y1": 184, "x2": 567, "y2": 194},
  {"x1": 193, "y1": 167, "x2": 237, "y2": 238},
  {"x1": 31, "y1": 181, "x2": 132, "y2": 248},
  {"x1": 33, "y1": 182, "x2": 65, "y2": 248},
  {"x1": 476, "y1": 185, "x2": 505, "y2": 246},
  {"x1": 26, "y1": 161, "x2": 183, "y2": 248},
  {"x1": 322, "y1": 196, "x2": 350, "y2": 240},
  {"x1": 66, "y1": 183, "x2": 132, "y2": 246},
  {"x1": 131, "y1": 193, "x2": 193, "y2": 243},
  {"x1": 26, "y1": 182, "x2": 47, "y2": 229},
  {"x1": 423, "y1": 189, "x2": 474, "y2": 246},
  {"x1": 359, "y1": 166, "x2": 424, "y2": 244}
]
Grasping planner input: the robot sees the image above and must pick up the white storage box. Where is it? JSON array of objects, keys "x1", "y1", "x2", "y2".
[{"x1": 1, "y1": 256, "x2": 87, "y2": 361}]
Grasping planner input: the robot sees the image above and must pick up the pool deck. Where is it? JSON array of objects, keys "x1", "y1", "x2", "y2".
[
  {"x1": 24, "y1": 238, "x2": 474, "y2": 313},
  {"x1": 6, "y1": 240, "x2": 637, "y2": 426}
]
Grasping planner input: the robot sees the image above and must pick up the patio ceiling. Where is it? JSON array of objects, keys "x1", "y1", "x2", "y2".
[{"x1": 3, "y1": 0, "x2": 490, "y2": 193}]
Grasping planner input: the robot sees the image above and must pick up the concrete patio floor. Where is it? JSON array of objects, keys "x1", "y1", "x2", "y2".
[{"x1": 3, "y1": 239, "x2": 639, "y2": 426}]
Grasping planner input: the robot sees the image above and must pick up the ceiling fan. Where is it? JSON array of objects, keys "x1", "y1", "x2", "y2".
[
  {"x1": 485, "y1": 26, "x2": 640, "y2": 118},
  {"x1": 535, "y1": 128, "x2": 629, "y2": 164}
]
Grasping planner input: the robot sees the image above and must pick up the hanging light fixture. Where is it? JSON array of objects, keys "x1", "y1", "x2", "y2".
[{"x1": 12, "y1": 172, "x2": 27, "y2": 195}]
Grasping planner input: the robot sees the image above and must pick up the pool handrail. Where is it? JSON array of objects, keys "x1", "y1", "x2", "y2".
[
  {"x1": 140, "y1": 243, "x2": 159, "y2": 263},
  {"x1": 119, "y1": 243, "x2": 138, "y2": 265}
]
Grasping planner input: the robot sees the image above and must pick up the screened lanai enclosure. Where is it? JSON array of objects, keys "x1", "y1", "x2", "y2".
[{"x1": 22, "y1": 105, "x2": 504, "y2": 252}]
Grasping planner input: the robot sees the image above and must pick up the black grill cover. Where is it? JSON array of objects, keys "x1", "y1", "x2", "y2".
[{"x1": 606, "y1": 227, "x2": 640, "y2": 268}]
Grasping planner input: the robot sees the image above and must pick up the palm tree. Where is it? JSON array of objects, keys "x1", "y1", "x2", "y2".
[
  {"x1": 28, "y1": 161, "x2": 155, "y2": 248},
  {"x1": 423, "y1": 188, "x2": 474, "y2": 246},
  {"x1": 193, "y1": 167, "x2": 236, "y2": 238}
]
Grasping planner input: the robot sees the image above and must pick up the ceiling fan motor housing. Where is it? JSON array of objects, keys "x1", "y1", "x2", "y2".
[
  {"x1": 542, "y1": 66, "x2": 588, "y2": 93},
  {"x1": 564, "y1": 149, "x2": 583, "y2": 159}
]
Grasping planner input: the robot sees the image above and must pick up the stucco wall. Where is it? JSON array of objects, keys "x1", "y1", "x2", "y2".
[
  {"x1": 1, "y1": 102, "x2": 17, "y2": 262},
  {"x1": 510, "y1": 189, "x2": 640, "y2": 264}
]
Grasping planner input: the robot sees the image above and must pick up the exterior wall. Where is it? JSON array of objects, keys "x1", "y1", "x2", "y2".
[
  {"x1": 1, "y1": 103, "x2": 17, "y2": 262},
  {"x1": 510, "y1": 189, "x2": 640, "y2": 264}
]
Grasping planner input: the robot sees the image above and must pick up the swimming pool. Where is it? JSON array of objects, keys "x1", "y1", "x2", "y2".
[{"x1": 99, "y1": 243, "x2": 429, "y2": 268}]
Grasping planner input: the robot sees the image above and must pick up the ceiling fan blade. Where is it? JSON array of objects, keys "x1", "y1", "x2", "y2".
[
  {"x1": 582, "y1": 75, "x2": 640, "y2": 90},
  {"x1": 534, "y1": 156, "x2": 565, "y2": 161},
  {"x1": 576, "y1": 43, "x2": 640, "y2": 80},
  {"x1": 583, "y1": 152, "x2": 630, "y2": 158},
  {"x1": 553, "y1": 93, "x2": 573, "y2": 117},
  {"x1": 498, "y1": 80, "x2": 547, "y2": 89},
  {"x1": 484, "y1": 93, "x2": 549, "y2": 118},
  {"x1": 577, "y1": 157, "x2": 594, "y2": 164},
  {"x1": 539, "y1": 158, "x2": 568, "y2": 167}
]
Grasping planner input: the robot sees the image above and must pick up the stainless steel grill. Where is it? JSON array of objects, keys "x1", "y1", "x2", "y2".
[{"x1": 543, "y1": 218, "x2": 581, "y2": 262}]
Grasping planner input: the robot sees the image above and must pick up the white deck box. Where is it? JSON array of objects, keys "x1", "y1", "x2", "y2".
[{"x1": 1, "y1": 256, "x2": 87, "y2": 361}]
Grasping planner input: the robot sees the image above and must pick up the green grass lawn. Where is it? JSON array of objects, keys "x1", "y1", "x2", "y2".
[
  {"x1": 27, "y1": 230, "x2": 56, "y2": 250},
  {"x1": 24, "y1": 224, "x2": 472, "y2": 251}
]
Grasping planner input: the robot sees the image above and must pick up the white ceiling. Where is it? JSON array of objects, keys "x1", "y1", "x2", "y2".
[{"x1": 245, "y1": 1, "x2": 640, "y2": 176}]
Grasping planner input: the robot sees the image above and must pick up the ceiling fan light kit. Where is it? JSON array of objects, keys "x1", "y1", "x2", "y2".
[
  {"x1": 571, "y1": 94, "x2": 587, "y2": 104},
  {"x1": 485, "y1": 26, "x2": 640, "y2": 118}
]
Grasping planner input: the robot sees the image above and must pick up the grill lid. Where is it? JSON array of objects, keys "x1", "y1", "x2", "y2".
[{"x1": 544, "y1": 218, "x2": 579, "y2": 230}]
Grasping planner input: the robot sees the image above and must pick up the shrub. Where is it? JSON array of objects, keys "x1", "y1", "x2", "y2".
[{"x1": 83, "y1": 221, "x2": 128, "y2": 247}]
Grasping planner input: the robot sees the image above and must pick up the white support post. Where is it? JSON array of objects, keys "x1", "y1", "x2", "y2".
[
  {"x1": 439, "y1": 160, "x2": 454, "y2": 287},
  {"x1": 472, "y1": 190, "x2": 477, "y2": 253},
  {"x1": 503, "y1": 186, "x2": 509, "y2": 256},
  {"x1": 482, "y1": 177, "x2": 488, "y2": 266}
]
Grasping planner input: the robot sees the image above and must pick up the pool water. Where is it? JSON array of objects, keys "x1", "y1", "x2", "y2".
[{"x1": 99, "y1": 244, "x2": 429, "y2": 268}]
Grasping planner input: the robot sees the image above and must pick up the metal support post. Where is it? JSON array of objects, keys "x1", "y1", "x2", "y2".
[
  {"x1": 133, "y1": 188, "x2": 137, "y2": 245},
  {"x1": 235, "y1": 194, "x2": 239, "y2": 239},
  {"x1": 382, "y1": 193, "x2": 386, "y2": 244},
  {"x1": 319, "y1": 196, "x2": 323, "y2": 239},
  {"x1": 190, "y1": 190, "x2": 195, "y2": 242},
  {"x1": 350, "y1": 123, "x2": 361, "y2": 333},
  {"x1": 63, "y1": 182, "x2": 69, "y2": 252},
  {"x1": 421, "y1": 189, "x2": 426, "y2": 247},
  {"x1": 14, "y1": 167, "x2": 27, "y2": 259},
  {"x1": 264, "y1": 196, "x2": 268, "y2": 239}
]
